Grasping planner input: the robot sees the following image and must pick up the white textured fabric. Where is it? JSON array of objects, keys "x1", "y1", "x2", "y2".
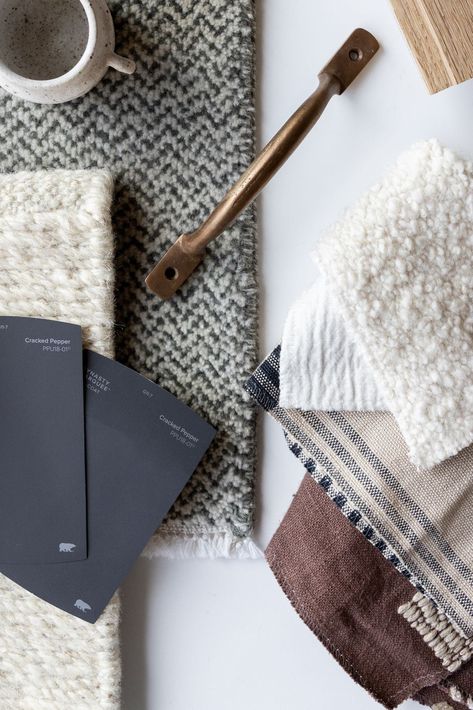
[
  {"x1": 0, "y1": 170, "x2": 120, "y2": 709},
  {"x1": 314, "y1": 140, "x2": 473, "y2": 469},
  {"x1": 279, "y1": 280, "x2": 387, "y2": 411}
]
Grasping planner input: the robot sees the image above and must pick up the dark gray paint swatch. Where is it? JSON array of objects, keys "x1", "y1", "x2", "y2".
[
  {"x1": 0, "y1": 316, "x2": 86, "y2": 564},
  {"x1": 1, "y1": 350, "x2": 216, "y2": 622}
]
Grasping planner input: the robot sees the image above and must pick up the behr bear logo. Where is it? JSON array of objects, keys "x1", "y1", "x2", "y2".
[
  {"x1": 74, "y1": 599, "x2": 92, "y2": 613},
  {"x1": 59, "y1": 543, "x2": 76, "y2": 553}
]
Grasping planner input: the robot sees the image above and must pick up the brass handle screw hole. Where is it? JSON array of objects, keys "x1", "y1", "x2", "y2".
[{"x1": 349, "y1": 48, "x2": 363, "y2": 61}]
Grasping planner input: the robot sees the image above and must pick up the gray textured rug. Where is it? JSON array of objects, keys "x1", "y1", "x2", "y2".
[{"x1": 0, "y1": 0, "x2": 259, "y2": 558}]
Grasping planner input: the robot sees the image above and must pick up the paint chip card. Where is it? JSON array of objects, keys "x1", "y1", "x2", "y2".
[
  {"x1": 0, "y1": 316, "x2": 86, "y2": 564},
  {"x1": 1, "y1": 351, "x2": 216, "y2": 622}
]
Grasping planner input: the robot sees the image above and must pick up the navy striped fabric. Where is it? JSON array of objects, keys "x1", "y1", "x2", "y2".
[
  {"x1": 246, "y1": 348, "x2": 473, "y2": 634},
  {"x1": 247, "y1": 349, "x2": 473, "y2": 634},
  {"x1": 245, "y1": 347, "x2": 420, "y2": 587}
]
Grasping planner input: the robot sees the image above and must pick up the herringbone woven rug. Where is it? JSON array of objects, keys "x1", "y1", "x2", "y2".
[{"x1": 0, "y1": 0, "x2": 259, "y2": 558}]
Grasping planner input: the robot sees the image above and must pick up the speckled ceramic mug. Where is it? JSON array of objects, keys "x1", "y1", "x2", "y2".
[{"x1": 0, "y1": 0, "x2": 135, "y2": 104}]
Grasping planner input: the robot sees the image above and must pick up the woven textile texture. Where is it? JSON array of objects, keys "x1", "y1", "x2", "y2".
[
  {"x1": 413, "y1": 648, "x2": 473, "y2": 708},
  {"x1": 0, "y1": 0, "x2": 259, "y2": 558},
  {"x1": 247, "y1": 348, "x2": 473, "y2": 636},
  {"x1": 399, "y1": 593, "x2": 473, "y2": 674},
  {"x1": 266, "y1": 473, "x2": 473, "y2": 709},
  {"x1": 279, "y1": 279, "x2": 387, "y2": 411},
  {"x1": 415, "y1": 688, "x2": 464, "y2": 709},
  {"x1": 0, "y1": 170, "x2": 120, "y2": 708},
  {"x1": 313, "y1": 140, "x2": 473, "y2": 470}
]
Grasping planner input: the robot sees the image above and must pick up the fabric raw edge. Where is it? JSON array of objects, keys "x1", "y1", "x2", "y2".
[
  {"x1": 245, "y1": 347, "x2": 423, "y2": 588},
  {"x1": 247, "y1": 346, "x2": 473, "y2": 637},
  {"x1": 266, "y1": 554, "x2": 436, "y2": 709},
  {"x1": 285, "y1": 427, "x2": 473, "y2": 641},
  {"x1": 142, "y1": 532, "x2": 263, "y2": 560},
  {"x1": 266, "y1": 561, "x2": 386, "y2": 707},
  {"x1": 283, "y1": 431, "x2": 422, "y2": 583},
  {"x1": 264, "y1": 474, "x2": 468, "y2": 708}
]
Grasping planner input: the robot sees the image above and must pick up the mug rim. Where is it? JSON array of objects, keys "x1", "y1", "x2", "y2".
[{"x1": 0, "y1": 0, "x2": 98, "y2": 87}]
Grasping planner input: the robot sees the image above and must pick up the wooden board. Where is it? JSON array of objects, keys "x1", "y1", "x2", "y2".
[{"x1": 390, "y1": 0, "x2": 473, "y2": 93}]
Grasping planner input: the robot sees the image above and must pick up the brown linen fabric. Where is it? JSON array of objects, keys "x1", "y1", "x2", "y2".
[
  {"x1": 282, "y1": 408, "x2": 473, "y2": 635},
  {"x1": 414, "y1": 667, "x2": 473, "y2": 710},
  {"x1": 430, "y1": 661, "x2": 473, "y2": 708},
  {"x1": 266, "y1": 473, "x2": 451, "y2": 708},
  {"x1": 246, "y1": 347, "x2": 473, "y2": 635}
]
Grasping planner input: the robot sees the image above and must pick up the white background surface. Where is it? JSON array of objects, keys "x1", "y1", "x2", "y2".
[{"x1": 121, "y1": 1, "x2": 473, "y2": 708}]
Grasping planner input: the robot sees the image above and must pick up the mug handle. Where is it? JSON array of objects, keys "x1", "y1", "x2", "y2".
[{"x1": 108, "y1": 53, "x2": 136, "y2": 75}]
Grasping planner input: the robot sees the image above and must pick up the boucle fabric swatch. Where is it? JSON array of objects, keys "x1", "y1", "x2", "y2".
[
  {"x1": 0, "y1": 170, "x2": 120, "y2": 709},
  {"x1": 279, "y1": 279, "x2": 387, "y2": 410},
  {"x1": 313, "y1": 140, "x2": 473, "y2": 469},
  {"x1": 266, "y1": 473, "x2": 467, "y2": 709},
  {"x1": 0, "y1": 0, "x2": 259, "y2": 559},
  {"x1": 247, "y1": 348, "x2": 473, "y2": 636}
]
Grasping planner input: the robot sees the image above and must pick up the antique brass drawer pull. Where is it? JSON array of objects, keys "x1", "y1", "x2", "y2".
[{"x1": 146, "y1": 28, "x2": 379, "y2": 299}]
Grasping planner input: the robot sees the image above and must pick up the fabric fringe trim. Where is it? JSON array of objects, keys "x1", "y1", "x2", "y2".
[
  {"x1": 399, "y1": 592, "x2": 473, "y2": 672},
  {"x1": 141, "y1": 532, "x2": 263, "y2": 560}
]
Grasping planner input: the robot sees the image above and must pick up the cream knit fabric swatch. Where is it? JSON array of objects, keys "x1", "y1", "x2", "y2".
[
  {"x1": 314, "y1": 140, "x2": 473, "y2": 469},
  {"x1": 0, "y1": 170, "x2": 120, "y2": 709}
]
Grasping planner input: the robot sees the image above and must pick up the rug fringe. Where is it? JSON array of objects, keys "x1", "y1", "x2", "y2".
[{"x1": 142, "y1": 532, "x2": 263, "y2": 560}]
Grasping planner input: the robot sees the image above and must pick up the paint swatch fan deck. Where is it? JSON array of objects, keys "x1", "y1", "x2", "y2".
[{"x1": 0, "y1": 320, "x2": 215, "y2": 622}]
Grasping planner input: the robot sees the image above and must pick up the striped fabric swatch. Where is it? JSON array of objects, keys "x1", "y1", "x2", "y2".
[
  {"x1": 246, "y1": 347, "x2": 473, "y2": 637},
  {"x1": 266, "y1": 472, "x2": 473, "y2": 708}
]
